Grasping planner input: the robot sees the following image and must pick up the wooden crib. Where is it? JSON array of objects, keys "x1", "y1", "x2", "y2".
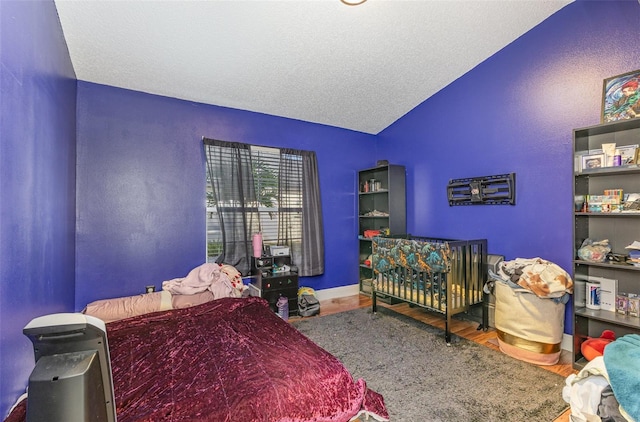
[{"x1": 372, "y1": 235, "x2": 487, "y2": 344}]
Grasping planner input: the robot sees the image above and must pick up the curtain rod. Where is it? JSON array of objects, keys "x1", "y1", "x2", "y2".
[{"x1": 201, "y1": 136, "x2": 315, "y2": 156}]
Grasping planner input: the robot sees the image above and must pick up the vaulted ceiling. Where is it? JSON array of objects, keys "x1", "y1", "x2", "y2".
[{"x1": 54, "y1": 0, "x2": 573, "y2": 134}]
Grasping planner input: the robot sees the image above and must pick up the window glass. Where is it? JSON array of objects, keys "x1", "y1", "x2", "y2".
[{"x1": 205, "y1": 145, "x2": 302, "y2": 263}]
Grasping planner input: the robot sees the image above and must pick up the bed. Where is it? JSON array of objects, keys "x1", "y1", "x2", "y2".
[
  {"x1": 5, "y1": 296, "x2": 388, "y2": 422},
  {"x1": 372, "y1": 235, "x2": 487, "y2": 344}
]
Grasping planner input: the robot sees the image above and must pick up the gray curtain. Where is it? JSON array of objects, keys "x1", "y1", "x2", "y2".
[
  {"x1": 279, "y1": 149, "x2": 324, "y2": 276},
  {"x1": 203, "y1": 139, "x2": 259, "y2": 275},
  {"x1": 204, "y1": 139, "x2": 324, "y2": 277}
]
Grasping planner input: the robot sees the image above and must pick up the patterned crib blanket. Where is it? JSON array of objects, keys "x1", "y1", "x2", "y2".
[
  {"x1": 372, "y1": 237, "x2": 451, "y2": 274},
  {"x1": 372, "y1": 237, "x2": 454, "y2": 310}
]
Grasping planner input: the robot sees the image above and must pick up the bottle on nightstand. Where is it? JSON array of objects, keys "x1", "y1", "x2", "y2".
[{"x1": 277, "y1": 295, "x2": 289, "y2": 321}]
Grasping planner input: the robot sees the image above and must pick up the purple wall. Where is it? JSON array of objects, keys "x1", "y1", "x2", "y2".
[
  {"x1": 378, "y1": 0, "x2": 640, "y2": 333},
  {"x1": 74, "y1": 83, "x2": 377, "y2": 309},
  {"x1": 0, "y1": 1, "x2": 77, "y2": 417},
  {"x1": 2, "y1": 0, "x2": 640, "y2": 418}
]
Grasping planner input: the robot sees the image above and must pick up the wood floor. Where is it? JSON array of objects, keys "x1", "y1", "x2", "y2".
[{"x1": 297, "y1": 294, "x2": 576, "y2": 422}]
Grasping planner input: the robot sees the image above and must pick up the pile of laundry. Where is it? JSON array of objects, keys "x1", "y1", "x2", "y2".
[
  {"x1": 563, "y1": 334, "x2": 640, "y2": 422},
  {"x1": 163, "y1": 262, "x2": 247, "y2": 298},
  {"x1": 490, "y1": 257, "x2": 573, "y2": 301}
]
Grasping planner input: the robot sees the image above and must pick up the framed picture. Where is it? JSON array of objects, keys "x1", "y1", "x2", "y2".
[
  {"x1": 581, "y1": 153, "x2": 605, "y2": 171},
  {"x1": 602, "y1": 69, "x2": 640, "y2": 123},
  {"x1": 617, "y1": 144, "x2": 639, "y2": 165}
]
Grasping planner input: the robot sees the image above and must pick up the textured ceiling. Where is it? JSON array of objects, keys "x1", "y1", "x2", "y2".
[{"x1": 54, "y1": 0, "x2": 573, "y2": 134}]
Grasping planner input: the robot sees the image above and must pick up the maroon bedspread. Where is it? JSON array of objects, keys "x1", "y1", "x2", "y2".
[{"x1": 5, "y1": 297, "x2": 387, "y2": 422}]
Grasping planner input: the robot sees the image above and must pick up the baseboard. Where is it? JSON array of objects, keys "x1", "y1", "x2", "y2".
[
  {"x1": 315, "y1": 284, "x2": 360, "y2": 301},
  {"x1": 315, "y1": 284, "x2": 576, "y2": 353},
  {"x1": 562, "y1": 334, "x2": 572, "y2": 353}
]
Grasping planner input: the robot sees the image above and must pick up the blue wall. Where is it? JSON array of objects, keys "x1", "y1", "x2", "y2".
[
  {"x1": 0, "y1": 0, "x2": 77, "y2": 417},
  {"x1": 74, "y1": 83, "x2": 377, "y2": 309},
  {"x1": 378, "y1": 0, "x2": 640, "y2": 332},
  {"x1": 2, "y1": 0, "x2": 640, "y2": 419}
]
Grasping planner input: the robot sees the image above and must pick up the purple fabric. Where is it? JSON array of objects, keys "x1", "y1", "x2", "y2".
[{"x1": 5, "y1": 297, "x2": 387, "y2": 422}]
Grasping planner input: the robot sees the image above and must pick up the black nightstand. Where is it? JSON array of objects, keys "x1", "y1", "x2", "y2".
[{"x1": 249, "y1": 255, "x2": 298, "y2": 317}]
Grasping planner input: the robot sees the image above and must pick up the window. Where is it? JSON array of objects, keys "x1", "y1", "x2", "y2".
[{"x1": 204, "y1": 138, "x2": 324, "y2": 276}]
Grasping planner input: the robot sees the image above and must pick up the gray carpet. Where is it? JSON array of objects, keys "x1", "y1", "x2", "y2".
[{"x1": 293, "y1": 306, "x2": 568, "y2": 422}]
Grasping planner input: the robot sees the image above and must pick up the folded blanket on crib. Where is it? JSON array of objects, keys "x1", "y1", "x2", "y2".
[
  {"x1": 372, "y1": 237, "x2": 450, "y2": 274},
  {"x1": 604, "y1": 334, "x2": 640, "y2": 421}
]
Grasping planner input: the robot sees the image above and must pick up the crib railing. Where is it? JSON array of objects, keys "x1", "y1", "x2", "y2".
[{"x1": 372, "y1": 235, "x2": 487, "y2": 343}]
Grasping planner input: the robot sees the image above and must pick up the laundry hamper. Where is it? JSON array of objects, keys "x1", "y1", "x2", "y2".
[{"x1": 494, "y1": 280, "x2": 565, "y2": 365}]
